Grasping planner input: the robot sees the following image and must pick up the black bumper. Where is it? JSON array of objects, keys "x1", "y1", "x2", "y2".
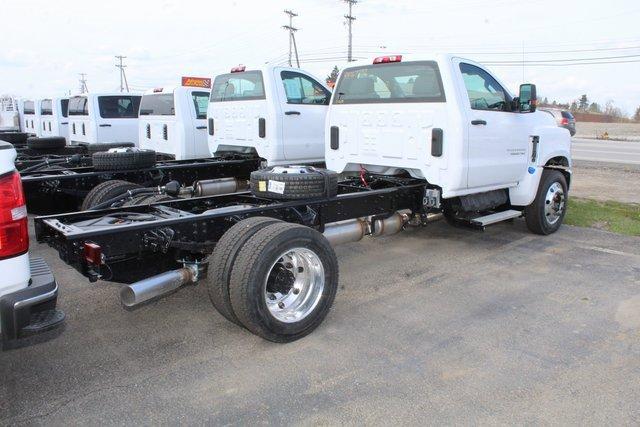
[{"x1": 1, "y1": 257, "x2": 65, "y2": 348}]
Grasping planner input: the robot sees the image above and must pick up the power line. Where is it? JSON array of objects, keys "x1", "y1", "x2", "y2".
[
  {"x1": 343, "y1": 0, "x2": 357, "y2": 62},
  {"x1": 283, "y1": 10, "x2": 300, "y2": 68},
  {"x1": 115, "y1": 55, "x2": 129, "y2": 92}
]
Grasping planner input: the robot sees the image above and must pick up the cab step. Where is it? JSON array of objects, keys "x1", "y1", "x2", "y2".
[{"x1": 470, "y1": 209, "x2": 522, "y2": 226}]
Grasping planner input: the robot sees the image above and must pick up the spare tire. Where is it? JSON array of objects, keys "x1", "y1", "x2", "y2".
[
  {"x1": 84, "y1": 142, "x2": 135, "y2": 154},
  {"x1": 250, "y1": 166, "x2": 338, "y2": 200},
  {"x1": 27, "y1": 136, "x2": 66, "y2": 150},
  {"x1": 81, "y1": 180, "x2": 143, "y2": 210},
  {"x1": 0, "y1": 132, "x2": 29, "y2": 145},
  {"x1": 92, "y1": 148, "x2": 156, "y2": 171}
]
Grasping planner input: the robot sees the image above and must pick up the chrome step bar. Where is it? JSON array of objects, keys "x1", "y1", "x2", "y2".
[{"x1": 471, "y1": 209, "x2": 522, "y2": 226}]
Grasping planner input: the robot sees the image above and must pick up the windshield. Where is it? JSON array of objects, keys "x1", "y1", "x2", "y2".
[
  {"x1": 98, "y1": 96, "x2": 141, "y2": 119},
  {"x1": 333, "y1": 61, "x2": 445, "y2": 104},
  {"x1": 210, "y1": 71, "x2": 266, "y2": 102},
  {"x1": 140, "y1": 93, "x2": 175, "y2": 116}
]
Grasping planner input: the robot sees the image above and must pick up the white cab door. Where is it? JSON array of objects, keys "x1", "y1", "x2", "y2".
[
  {"x1": 276, "y1": 70, "x2": 330, "y2": 162},
  {"x1": 458, "y1": 62, "x2": 529, "y2": 189}
]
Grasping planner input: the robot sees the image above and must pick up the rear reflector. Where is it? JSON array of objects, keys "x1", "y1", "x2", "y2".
[
  {"x1": 83, "y1": 242, "x2": 102, "y2": 265},
  {"x1": 373, "y1": 55, "x2": 402, "y2": 64},
  {"x1": 231, "y1": 65, "x2": 246, "y2": 73},
  {"x1": 0, "y1": 171, "x2": 28, "y2": 259}
]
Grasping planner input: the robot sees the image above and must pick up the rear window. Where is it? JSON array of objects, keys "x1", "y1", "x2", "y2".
[
  {"x1": 60, "y1": 99, "x2": 69, "y2": 118},
  {"x1": 98, "y1": 96, "x2": 141, "y2": 119},
  {"x1": 333, "y1": 61, "x2": 445, "y2": 104},
  {"x1": 140, "y1": 93, "x2": 175, "y2": 116},
  {"x1": 23, "y1": 101, "x2": 35, "y2": 114},
  {"x1": 561, "y1": 111, "x2": 574, "y2": 119},
  {"x1": 41, "y1": 99, "x2": 53, "y2": 115},
  {"x1": 192, "y1": 91, "x2": 209, "y2": 119},
  {"x1": 68, "y1": 96, "x2": 89, "y2": 115},
  {"x1": 210, "y1": 71, "x2": 266, "y2": 102}
]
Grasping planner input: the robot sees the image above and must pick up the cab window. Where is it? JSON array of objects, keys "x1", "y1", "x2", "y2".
[
  {"x1": 459, "y1": 63, "x2": 510, "y2": 111},
  {"x1": 139, "y1": 94, "x2": 175, "y2": 116},
  {"x1": 210, "y1": 71, "x2": 266, "y2": 102},
  {"x1": 68, "y1": 97, "x2": 88, "y2": 116},
  {"x1": 23, "y1": 101, "x2": 35, "y2": 114},
  {"x1": 191, "y1": 91, "x2": 209, "y2": 119},
  {"x1": 98, "y1": 96, "x2": 141, "y2": 119},
  {"x1": 60, "y1": 99, "x2": 69, "y2": 118},
  {"x1": 280, "y1": 71, "x2": 330, "y2": 105},
  {"x1": 40, "y1": 99, "x2": 53, "y2": 115}
]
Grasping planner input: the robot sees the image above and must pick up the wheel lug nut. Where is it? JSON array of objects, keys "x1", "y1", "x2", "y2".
[
  {"x1": 297, "y1": 267, "x2": 304, "y2": 273},
  {"x1": 285, "y1": 263, "x2": 293, "y2": 269},
  {"x1": 278, "y1": 302, "x2": 285, "y2": 309},
  {"x1": 293, "y1": 288, "x2": 300, "y2": 295}
]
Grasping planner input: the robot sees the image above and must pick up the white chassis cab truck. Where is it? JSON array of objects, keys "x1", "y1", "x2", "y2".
[
  {"x1": 0, "y1": 141, "x2": 64, "y2": 349},
  {"x1": 138, "y1": 86, "x2": 211, "y2": 160},
  {"x1": 34, "y1": 55, "x2": 571, "y2": 343},
  {"x1": 0, "y1": 97, "x2": 21, "y2": 132},
  {"x1": 21, "y1": 99, "x2": 42, "y2": 136},
  {"x1": 39, "y1": 97, "x2": 70, "y2": 141},
  {"x1": 207, "y1": 65, "x2": 331, "y2": 166},
  {"x1": 67, "y1": 93, "x2": 142, "y2": 146}
]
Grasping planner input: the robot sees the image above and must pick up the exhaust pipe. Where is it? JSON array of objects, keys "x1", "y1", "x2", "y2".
[
  {"x1": 323, "y1": 210, "x2": 412, "y2": 246},
  {"x1": 193, "y1": 178, "x2": 248, "y2": 197},
  {"x1": 120, "y1": 267, "x2": 195, "y2": 307}
]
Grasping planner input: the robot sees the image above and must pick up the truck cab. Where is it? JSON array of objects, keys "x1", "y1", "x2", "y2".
[
  {"x1": 0, "y1": 97, "x2": 20, "y2": 132},
  {"x1": 326, "y1": 54, "x2": 571, "y2": 211},
  {"x1": 0, "y1": 141, "x2": 64, "y2": 348},
  {"x1": 138, "y1": 86, "x2": 210, "y2": 160},
  {"x1": 207, "y1": 65, "x2": 331, "y2": 165},
  {"x1": 21, "y1": 99, "x2": 41, "y2": 136},
  {"x1": 67, "y1": 93, "x2": 141, "y2": 146},
  {"x1": 39, "y1": 97, "x2": 69, "y2": 141}
]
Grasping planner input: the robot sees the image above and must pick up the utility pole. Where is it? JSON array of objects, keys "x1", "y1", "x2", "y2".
[
  {"x1": 344, "y1": 0, "x2": 357, "y2": 62},
  {"x1": 78, "y1": 73, "x2": 88, "y2": 93},
  {"x1": 115, "y1": 55, "x2": 130, "y2": 92},
  {"x1": 283, "y1": 10, "x2": 300, "y2": 68}
]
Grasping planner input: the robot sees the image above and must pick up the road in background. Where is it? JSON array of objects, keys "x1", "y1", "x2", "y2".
[{"x1": 572, "y1": 138, "x2": 640, "y2": 165}]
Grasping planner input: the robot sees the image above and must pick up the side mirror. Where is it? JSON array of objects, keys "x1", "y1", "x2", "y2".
[{"x1": 518, "y1": 84, "x2": 537, "y2": 113}]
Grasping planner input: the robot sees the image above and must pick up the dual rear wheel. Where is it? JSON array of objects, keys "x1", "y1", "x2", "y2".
[{"x1": 207, "y1": 218, "x2": 339, "y2": 342}]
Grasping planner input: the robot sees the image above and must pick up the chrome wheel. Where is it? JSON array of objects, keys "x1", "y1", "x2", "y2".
[
  {"x1": 264, "y1": 247, "x2": 325, "y2": 323},
  {"x1": 544, "y1": 182, "x2": 565, "y2": 225}
]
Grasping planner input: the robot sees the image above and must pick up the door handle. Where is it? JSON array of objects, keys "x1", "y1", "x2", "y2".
[
  {"x1": 61, "y1": 122, "x2": 68, "y2": 125},
  {"x1": 195, "y1": 125, "x2": 207, "y2": 129},
  {"x1": 99, "y1": 123, "x2": 112, "y2": 127},
  {"x1": 471, "y1": 120, "x2": 487, "y2": 125},
  {"x1": 285, "y1": 111, "x2": 301, "y2": 115}
]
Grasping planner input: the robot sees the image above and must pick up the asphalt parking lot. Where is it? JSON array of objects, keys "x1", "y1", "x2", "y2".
[{"x1": 1, "y1": 219, "x2": 639, "y2": 424}]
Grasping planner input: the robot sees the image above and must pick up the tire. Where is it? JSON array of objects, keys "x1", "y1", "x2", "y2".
[
  {"x1": 250, "y1": 166, "x2": 338, "y2": 200},
  {"x1": 207, "y1": 217, "x2": 282, "y2": 326},
  {"x1": 524, "y1": 169, "x2": 568, "y2": 235},
  {"x1": 81, "y1": 180, "x2": 143, "y2": 210},
  {"x1": 26, "y1": 137, "x2": 66, "y2": 150},
  {"x1": 0, "y1": 132, "x2": 29, "y2": 145},
  {"x1": 92, "y1": 149, "x2": 156, "y2": 171},
  {"x1": 229, "y1": 222, "x2": 339, "y2": 342},
  {"x1": 84, "y1": 142, "x2": 135, "y2": 154}
]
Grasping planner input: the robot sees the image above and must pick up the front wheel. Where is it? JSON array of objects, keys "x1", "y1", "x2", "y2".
[{"x1": 525, "y1": 169, "x2": 568, "y2": 235}]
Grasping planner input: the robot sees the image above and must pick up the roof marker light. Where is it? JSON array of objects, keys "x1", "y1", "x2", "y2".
[
  {"x1": 153, "y1": 88, "x2": 163, "y2": 93},
  {"x1": 231, "y1": 65, "x2": 246, "y2": 73},
  {"x1": 373, "y1": 55, "x2": 402, "y2": 64}
]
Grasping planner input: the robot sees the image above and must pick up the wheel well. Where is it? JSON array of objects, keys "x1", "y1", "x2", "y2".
[{"x1": 544, "y1": 156, "x2": 571, "y2": 188}]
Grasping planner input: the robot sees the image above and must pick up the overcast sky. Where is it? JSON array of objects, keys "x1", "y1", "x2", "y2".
[{"x1": 3, "y1": 0, "x2": 640, "y2": 114}]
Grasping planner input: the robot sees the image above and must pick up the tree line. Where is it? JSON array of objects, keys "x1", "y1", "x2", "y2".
[{"x1": 539, "y1": 94, "x2": 640, "y2": 122}]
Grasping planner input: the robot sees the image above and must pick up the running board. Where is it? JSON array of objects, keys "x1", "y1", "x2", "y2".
[{"x1": 470, "y1": 209, "x2": 522, "y2": 226}]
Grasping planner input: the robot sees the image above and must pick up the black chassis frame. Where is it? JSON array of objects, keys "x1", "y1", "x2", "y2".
[
  {"x1": 21, "y1": 155, "x2": 262, "y2": 214},
  {"x1": 35, "y1": 176, "x2": 431, "y2": 283}
]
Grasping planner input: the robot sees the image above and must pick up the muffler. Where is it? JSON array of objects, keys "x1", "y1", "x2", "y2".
[
  {"x1": 120, "y1": 267, "x2": 195, "y2": 307},
  {"x1": 193, "y1": 178, "x2": 248, "y2": 197},
  {"x1": 322, "y1": 210, "x2": 412, "y2": 246}
]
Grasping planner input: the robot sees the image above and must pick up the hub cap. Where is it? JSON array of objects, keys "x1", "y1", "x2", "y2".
[
  {"x1": 544, "y1": 182, "x2": 565, "y2": 225},
  {"x1": 264, "y1": 247, "x2": 325, "y2": 323}
]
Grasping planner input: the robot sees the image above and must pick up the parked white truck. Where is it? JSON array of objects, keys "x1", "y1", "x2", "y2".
[
  {"x1": 138, "y1": 86, "x2": 210, "y2": 160},
  {"x1": 21, "y1": 99, "x2": 41, "y2": 136},
  {"x1": 39, "y1": 97, "x2": 69, "y2": 141},
  {"x1": 0, "y1": 140, "x2": 64, "y2": 349},
  {"x1": 207, "y1": 65, "x2": 331, "y2": 165},
  {"x1": 67, "y1": 93, "x2": 141, "y2": 146},
  {"x1": 35, "y1": 55, "x2": 571, "y2": 343},
  {"x1": 0, "y1": 97, "x2": 20, "y2": 132}
]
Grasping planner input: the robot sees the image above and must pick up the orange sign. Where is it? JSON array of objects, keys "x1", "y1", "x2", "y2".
[{"x1": 181, "y1": 77, "x2": 211, "y2": 88}]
